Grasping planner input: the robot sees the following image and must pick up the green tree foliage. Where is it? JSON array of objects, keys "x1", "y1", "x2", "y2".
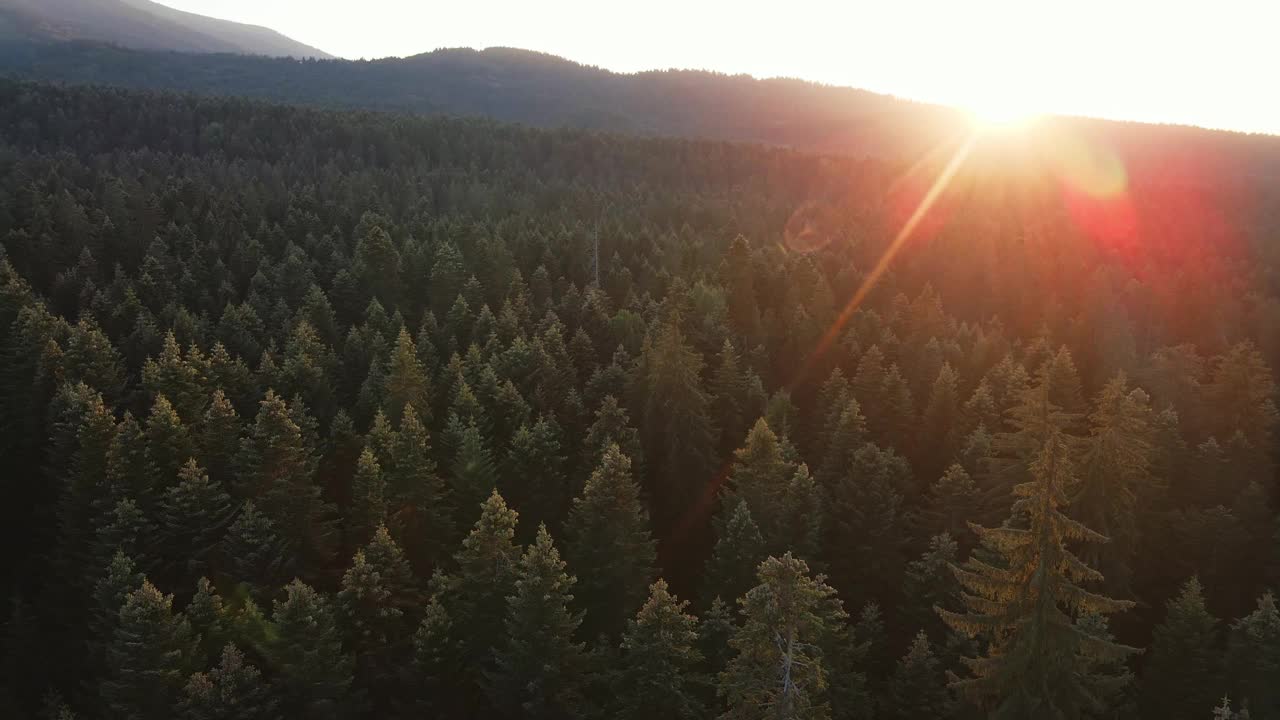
[
  {"x1": 348, "y1": 448, "x2": 385, "y2": 545},
  {"x1": 177, "y1": 644, "x2": 279, "y2": 720},
  {"x1": 720, "y1": 553, "x2": 847, "y2": 720},
  {"x1": 883, "y1": 632, "x2": 952, "y2": 720},
  {"x1": 101, "y1": 581, "x2": 198, "y2": 720},
  {"x1": 939, "y1": 386, "x2": 1136, "y2": 718},
  {"x1": 635, "y1": 319, "x2": 718, "y2": 528},
  {"x1": 432, "y1": 490, "x2": 522, "y2": 700},
  {"x1": 486, "y1": 524, "x2": 588, "y2": 718},
  {"x1": 1226, "y1": 593, "x2": 1280, "y2": 718},
  {"x1": 706, "y1": 500, "x2": 767, "y2": 608},
  {"x1": 1072, "y1": 373, "x2": 1154, "y2": 595},
  {"x1": 616, "y1": 579, "x2": 706, "y2": 720},
  {"x1": 159, "y1": 459, "x2": 233, "y2": 585},
  {"x1": 269, "y1": 580, "x2": 356, "y2": 719},
  {"x1": 383, "y1": 327, "x2": 430, "y2": 425},
  {"x1": 1140, "y1": 577, "x2": 1221, "y2": 720},
  {"x1": 563, "y1": 444, "x2": 657, "y2": 639}
]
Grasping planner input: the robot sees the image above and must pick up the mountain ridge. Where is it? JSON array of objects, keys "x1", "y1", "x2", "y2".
[{"x1": 0, "y1": 0, "x2": 331, "y2": 58}]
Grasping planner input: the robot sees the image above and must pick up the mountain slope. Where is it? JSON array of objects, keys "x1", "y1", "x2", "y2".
[
  {"x1": 0, "y1": 0, "x2": 330, "y2": 58},
  {"x1": 0, "y1": 39, "x2": 1276, "y2": 184}
]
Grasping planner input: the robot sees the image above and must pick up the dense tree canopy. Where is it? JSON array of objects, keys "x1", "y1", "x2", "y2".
[{"x1": 0, "y1": 75, "x2": 1278, "y2": 719}]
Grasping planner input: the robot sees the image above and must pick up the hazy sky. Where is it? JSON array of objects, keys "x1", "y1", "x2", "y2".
[{"x1": 156, "y1": 0, "x2": 1278, "y2": 134}]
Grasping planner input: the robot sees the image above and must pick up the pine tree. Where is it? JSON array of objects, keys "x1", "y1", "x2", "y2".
[
  {"x1": 720, "y1": 553, "x2": 847, "y2": 720},
  {"x1": 433, "y1": 490, "x2": 521, "y2": 698},
  {"x1": 616, "y1": 579, "x2": 706, "y2": 720},
  {"x1": 448, "y1": 419, "x2": 499, "y2": 531},
  {"x1": 564, "y1": 444, "x2": 658, "y2": 639},
  {"x1": 939, "y1": 385, "x2": 1136, "y2": 718},
  {"x1": 1226, "y1": 592, "x2": 1280, "y2": 718},
  {"x1": 199, "y1": 390, "x2": 240, "y2": 490},
  {"x1": 902, "y1": 534, "x2": 964, "y2": 652},
  {"x1": 145, "y1": 393, "x2": 195, "y2": 489},
  {"x1": 918, "y1": 464, "x2": 981, "y2": 554},
  {"x1": 706, "y1": 500, "x2": 767, "y2": 607},
  {"x1": 236, "y1": 390, "x2": 334, "y2": 564},
  {"x1": 386, "y1": 404, "x2": 453, "y2": 568},
  {"x1": 270, "y1": 580, "x2": 357, "y2": 719},
  {"x1": 583, "y1": 394, "x2": 644, "y2": 478},
  {"x1": 1140, "y1": 578, "x2": 1221, "y2": 720},
  {"x1": 1073, "y1": 373, "x2": 1154, "y2": 596},
  {"x1": 487, "y1": 524, "x2": 588, "y2": 718},
  {"x1": 816, "y1": 396, "x2": 868, "y2": 490},
  {"x1": 383, "y1": 327, "x2": 431, "y2": 425},
  {"x1": 337, "y1": 528, "x2": 415, "y2": 713},
  {"x1": 883, "y1": 632, "x2": 952, "y2": 720},
  {"x1": 159, "y1": 459, "x2": 233, "y2": 585},
  {"x1": 502, "y1": 416, "x2": 568, "y2": 535},
  {"x1": 187, "y1": 577, "x2": 229, "y2": 667},
  {"x1": 723, "y1": 418, "x2": 795, "y2": 552},
  {"x1": 88, "y1": 551, "x2": 144, "y2": 678},
  {"x1": 101, "y1": 581, "x2": 199, "y2": 720},
  {"x1": 635, "y1": 319, "x2": 718, "y2": 529},
  {"x1": 349, "y1": 448, "x2": 385, "y2": 544},
  {"x1": 917, "y1": 362, "x2": 962, "y2": 481},
  {"x1": 220, "y1": 501, "x2": 290, "y2": 601},
  {"x1": 823, "y1": 442, "x2": 909, "y2": 612},
  {"x1": 177, "y1": 644, "x2": 279, "y2": 720}
]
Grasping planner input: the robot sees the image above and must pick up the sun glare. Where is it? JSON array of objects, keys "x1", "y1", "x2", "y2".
[{"x1": 964, "y1": 98, "x2": 1040, "y2": 129}]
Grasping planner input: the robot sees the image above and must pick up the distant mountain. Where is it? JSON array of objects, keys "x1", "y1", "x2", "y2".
[
  {"x1": 0, "y1": 0, "x2": 331, "y2": 58},
  {"x1": 0, "y1": 39, "x2": 1275, "y2": 183}
]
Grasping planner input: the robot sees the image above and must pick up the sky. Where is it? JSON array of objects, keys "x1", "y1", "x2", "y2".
[{"x1": 155, "y1": 0, "x2": 1279, "y2": 134}]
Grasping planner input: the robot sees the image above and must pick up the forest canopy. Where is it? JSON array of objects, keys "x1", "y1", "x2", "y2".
[{"x1": 0, "y1": 77, "x2": 1278, "y2": 719}]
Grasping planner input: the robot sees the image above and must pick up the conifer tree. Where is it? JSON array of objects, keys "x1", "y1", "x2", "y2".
[
  {"x1": 918, "y1": 464, "x2": 981, "y2": 554},
  {"x1": 384, "y1": 327, "x2": 431, "y2": 425},
  {"x1": 918, "y1": 362, "x2": 962, "y2": 480},
  {"x1": 902, "y1": 533, "x2": 964, "y2": 651},
  {"x1": 101, "y1": 581, "x2": 199, "y2": 720},
  {"x1": 1140, "y1": 577, "x2": 1221, "y2": 720},
  {"x1": 635, "y1": 319, "x2": 718, "y2": 529},
  {"x1": 433, "y1": 490, "x2": 521, "y2": 698},
  {"x1": 1226, "y1": 592, "x2": 1280, "y2": 718},
  {"x1": 883, "y1": 632, "x2": 952, "y2": 720},
  {"x1": 144, "y1": 393, "x2": 194, "y2": 489},
  {"x1": 177, "y1": 643, "x2": 279, "y2": 720},
  {"x1": 816, "y1": 396, "x2": 867, "y2": 489},
  {"x1": 448, "y1": 420, "x2": 499, "y2": 530},
  {"x1": 583, "y1": 394, "x2": 644, "y2": 477},
  {"x1": 706, "y1": 500, "x2": 767, "y2": 607},
  {"x1": 720, "y1": 553, "x2": 846, "y2": 720},
  {"x1": 236, "y1": 390, "x2": 334, "y2": 563},
  {"x1": 349, "y1": 448, "x2": 385, "y2": 544},
  {"x1": 220, "y1": 501, "x2": 290, "y2": 601},
  {"x1": 337, "y1": 529, "x2": 415, "y2": 713},
  {"x1": 387, "y1": 404, "x2": 453, "y2": 566},
  {"x1": 823, "y1": 442, "x2": 909, "y2": 612},
  {"x1": 616, "y1": 579, "x2": 706, "y2": 720},
  {"x1": 699, "y1": 597, "x2": 736, "y2": 688},
  {"x1": 939, "y1": 385, "x2": 1136, "y2": 718},
  {"x1": 564, "y1": 444, "x2": 658, "y2": 639},
  {"x1": 1073, "y1": 373, "x2": 1154, "y2": 596},
  {"x1": 199, "y1": 390, "x2": 240, "y2": 490},
  {"x1": 159, "y1": 459, "x2": 233, "y2": 584},
  {"x1": 723, "y1": 418, "x2": 795, "y2": 551},
  {"x1": 502, "y1": 416, "x2": 568, "y2": 535},
  {"x1": 88, "y1": 551, "x2": 144, "y2": 679},
  {"x1": 186, "y1": 577, "x2": 229, "y2": 667},
  {"x1": 487, "y1": 524, "x2": 588, "y2": 718},
  {"x1": 270, "y1": 580, "x2": 357, "y2": 719}
]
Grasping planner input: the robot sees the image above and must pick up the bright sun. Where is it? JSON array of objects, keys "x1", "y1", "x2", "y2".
[{"x1": 964, "y1": 96, "x2": 1040, "y2": 129}]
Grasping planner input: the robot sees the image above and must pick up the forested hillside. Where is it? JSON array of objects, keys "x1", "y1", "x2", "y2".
[
  {"x1": 8, "y1": 38, "x2": 1280, "y2": 177},
  {"x1": 1, "y1": 78, "x2": 1279, "y2": 719},
  {"x1": 0, "y1": 0, "x2": 331, "y2": 58}
]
